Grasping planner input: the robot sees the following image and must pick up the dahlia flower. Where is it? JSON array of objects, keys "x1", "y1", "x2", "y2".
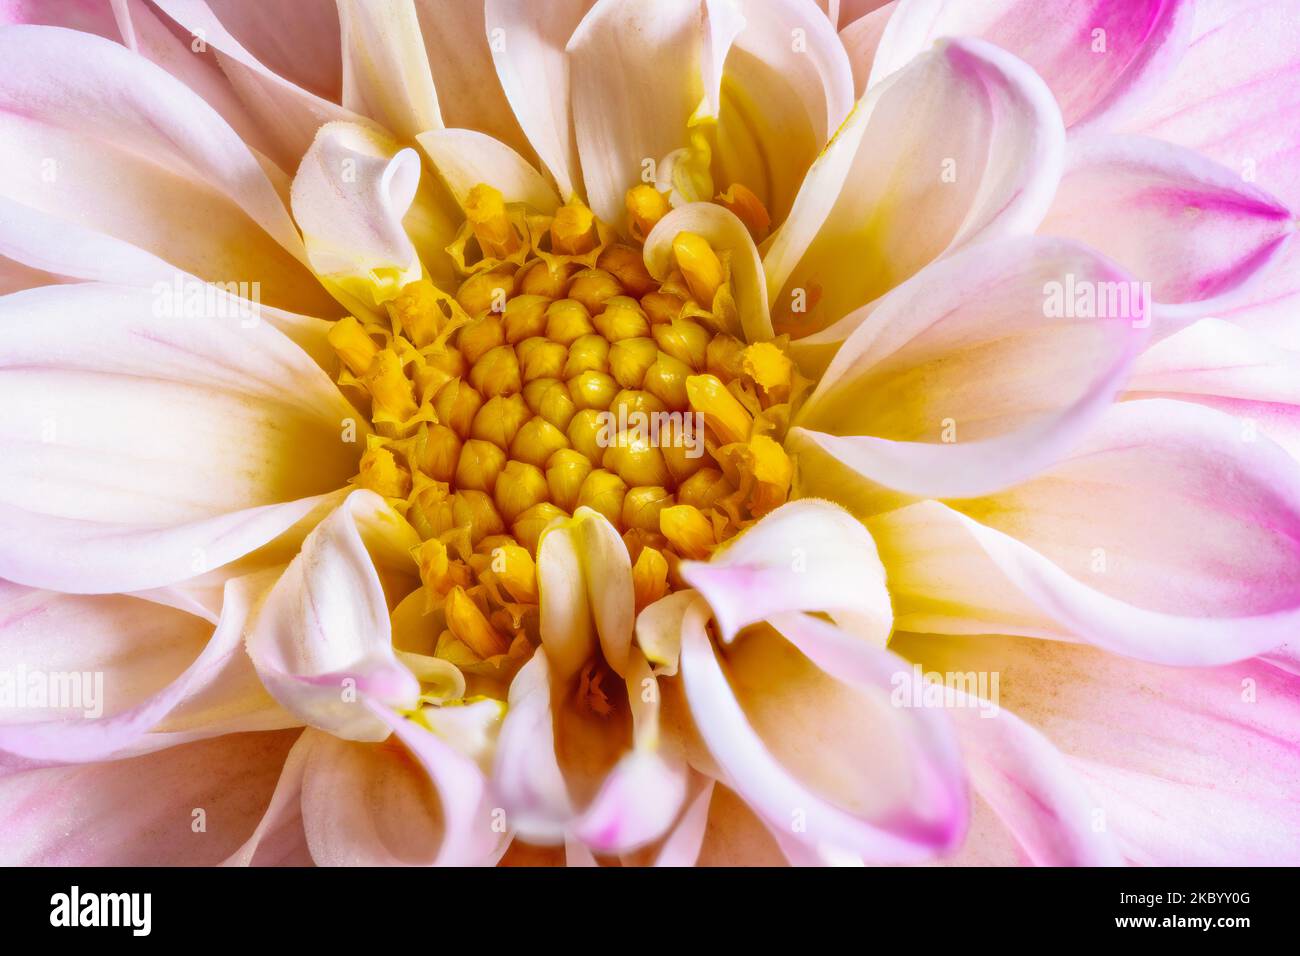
[{"x1": 0, "y1": 0, "x2": 1297, "y2": 868}]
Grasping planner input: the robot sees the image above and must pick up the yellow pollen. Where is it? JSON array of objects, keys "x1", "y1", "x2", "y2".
[
  {"x1": 686, "y1": 373, "x2": 752, "y2": 444},
  {"x1": 625, "y1": 184, "x2": 670, "y2": 241},
  {"x1": 671, "y1": 232, "x2": 724, "y2": 306},
  {"x1": 632, "y1": 546, "x2": 669, "y2": 610},
  {"x1": 327, "y1": 314, "x2": 378, "y2": 375},
  {"x1": 716, "y1": 183, "x2": 771, "y2": 240},
  {"x1": 551, "y1": 202, "x2": 598, "y2": 255},
  {"x1": 465, "y1": 184, "x2": 520, "y2": 258},
  {"x1": 445, "y1": 585, "x2": 510, "y2": 658},
  {"x1": 331, "y1": 182, "x2": 801, "y2": 654}
]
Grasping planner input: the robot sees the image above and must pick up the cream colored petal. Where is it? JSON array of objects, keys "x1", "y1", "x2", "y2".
[
  {"x1": 537, "y1": 506, "x2": 635, "y2": 679},
  {"x1": 290, "y1": 121, "x2": 425, "y2": 305},
  {"x1": 713, "y1": 0, "x2": 855, "y2": 223},
  {"x1": 337, "y1": 0, "x2": 441, "y2": 141},
  {"x1": 763, "y1": 37, "x2": 1064, "y2": 336},
  {"x1": 680, "y1": 499, "x2": 891, "y2": 644},
  {"x1": 567, "y1": 0, "x2": 714, "y2": 229},
  {"x1": 417, "y1": 128, "x2": 560, "y2": 212},
  {"x1": 643, "y1": 201, "x2": 771, "y2": 342},
  {"x1": 484, "y1": 0, "x2": 593, "y2": 200},
  {"x1": 414, "y1": 0, "x2": 537, "y2": 163}
]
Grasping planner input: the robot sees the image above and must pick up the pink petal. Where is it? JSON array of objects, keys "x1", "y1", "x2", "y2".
[
  {"x1": 1123, "y1": 0, "x2": 1300, "y2": 211},
  {"x1": 839, "y1": 0, "x2": 896, "y2": 96},
  {"x1": 150, "y1": 0, "x2": 362, "y2": 167},
  {"x1": 246, "y1": 491, "x2": 422, "y2": 742},
  {"x1": 871, "y1": 400, "x2": 1300, "y2": 665},
  {"x1": 0, "y1": 575, "x2": 289, "y2": 770},
  {"x1": 205, "y1": 0, "x2": 343, "y2": 102},
  {"x1": 679, "y1": 610, "x2": 968, "y2": 863},
  {"x1": 298, "y1": 720, "x2": 495, "y2": 867},
  {"x1": 367, "y1": 703, "x2": 505, "y2": 865},
  {"x1": 491, "y1": 651, "x2": 574, "y2": 844},
  {"x1": 764, "y1": 37, "x2": 1064, "y2": 336},
  {"x1": 0, "y1": 728, "x2": 299, "y2": 865},
  {"x1": 1041, "y1": 135, "x2": 1294, "y2": 313},
  {"x1": 222, "y1": 726, "x2": 314, "y2": 867},
  {"x1": 412, "y1": 0, "x2": 535, "y2": 163},
  {"x1": 898, "y1": 632, "x2": 1300, "y2": 865},
  {"x1": 0, "y1": 282, "x2": 357, "y2": 593},
  {"x1": 1128, "y1": 318, "x2": 1300, "y2": 462},
  {"x1": 494, "y1": 646, "x2": 687, "y2": 855},
  {"x1": 871, "y1": 0, "x2": 1194, "y2": 130},
  {"x1": 789, "y1": 237, "x2": 1146, "y2": 500},
  {"x1": 0, "y1": 23, "x2": 333, "y2": 313}
]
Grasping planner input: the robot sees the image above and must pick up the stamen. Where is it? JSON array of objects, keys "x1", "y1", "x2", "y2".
[
  {"x1": 331, "y1": 179, "x2": 802, "y2": 657},
  {"x1": 551, "y1": 201, "x2": 598, "y2": 255},
  {"x1": 445, "y1": 586, "x2": 510, "y2": 657},
  {"x1": 686, "y1": 373, "x2": 752, "y2": 444},
  {"x1": 465, "y1": 184, "x2": 521, "y2": 258},
  {"x1": 626, "y1": 184, "x2": 670, "y2": 241},
  {"x1": 716, "y1": 183, "x2": 771, "y2": 240},
  {"x1": 671, "y1": 232, "x2": 724, "y2": 306},
  {"x1": 660, "y1": 504, "x2": 715, "y2": 559}
]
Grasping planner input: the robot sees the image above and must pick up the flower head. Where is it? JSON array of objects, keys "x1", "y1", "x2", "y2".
[{"x1": 0, "y1": 0, "x2": 1298, "y2": 868}]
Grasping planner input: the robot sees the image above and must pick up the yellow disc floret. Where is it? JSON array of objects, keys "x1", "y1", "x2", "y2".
[{"x1": 330, "y1": 185, "x2": 800, "y2": 664}]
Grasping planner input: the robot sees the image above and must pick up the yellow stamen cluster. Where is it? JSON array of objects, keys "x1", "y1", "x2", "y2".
[{"x1": 332, "y1": 184, "x2": 800, "y2": 661}]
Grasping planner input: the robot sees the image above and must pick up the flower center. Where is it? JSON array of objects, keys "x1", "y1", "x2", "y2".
[{"x1": 328, "y1": 184, "x2": 801, "y2": 662}]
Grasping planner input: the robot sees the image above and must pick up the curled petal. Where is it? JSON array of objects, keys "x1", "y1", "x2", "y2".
[
  {"x1": 537, "y1": 507, "x2": 634, "y2": 680},
  {"x1": 1041, "y1": 136, "x2": 1294, "y2": 315},
  {"x1": 714, "y1": 0, "x2": 855, "y2": 222},
  {"x1": 790, "y1": 237, "x2": 1146, "y2": 500},
  {"x1": 246, "y1": 491, "x2": 422, "y2": 742},
  {"x1": 643, "y1": 202, "x2": 771, "y2": 342},
  {"x1": 567, "y1": 0, "x2": 715, "y2": 228},
  {"x1": 679, "y1": 611, "x2": 967, "y2": 862},
  {"x1": 0, "y1": 283, "x2": 356, "y2": 593},
  {"x1": 764, "y1": 37, "x2": 1064, "y2": 336},
  {"x1": 680, "y1": 499, "x2": 891, "y2": 643},
  {"x1": 291, "y1": 121, "x2": 426, "y2": 304},
  {"x1": 871, "y1": 0, "x2": 1193, "y2": 130},
  {"x1": 299, "y1": 717, "x2": 497, "y2": 866},
  {"x1": 495, "y1": 648, "x2": 686, "y2": 855},
  {"x1": 0, "y1": 576, "x2": 289, "y2": 769},
  {"x1": 417, "y1": 128, "x2": 560, "y2": 213},
  {"x1": 491, "y1": 651, "x2": 574, "y2": 844},
  {"x1": 870, "y1": 400, "x2": 1300, "y2": 666}
]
